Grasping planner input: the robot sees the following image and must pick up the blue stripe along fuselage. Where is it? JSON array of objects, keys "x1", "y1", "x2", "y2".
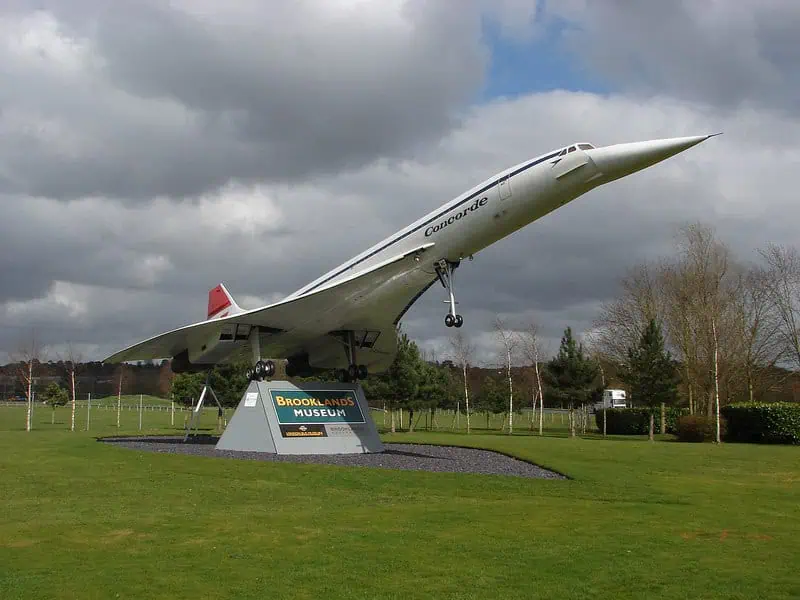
[{"x1": 297, "y1": 149, "x2": 562, "y2": 296}]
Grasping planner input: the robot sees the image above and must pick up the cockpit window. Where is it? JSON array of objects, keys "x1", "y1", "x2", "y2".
[
  {"x1": 578, "y1": 143, "x2": 594, "y2": 150},
  {"x1": 568, "y1": 145, "x2": 576, "y2": 153}
]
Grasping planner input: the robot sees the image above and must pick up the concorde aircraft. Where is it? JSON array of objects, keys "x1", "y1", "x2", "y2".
[{"x1": 104, "y1": 134, "x2": 717, "y2": 382}]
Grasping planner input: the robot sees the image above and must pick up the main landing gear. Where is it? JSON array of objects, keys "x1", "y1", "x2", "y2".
[
  {"x1": 436, "y1": 259, "x2": 463, "y2": 328},
  {"x1": 246, "y1": 359, "x2": 276, "y2": 381},
  {"x1": 337, "y1": 331, "x2": 368, "y2": 383},
  {"x1": 245, "y1": 327, "x2": 278, "y2": 381}
]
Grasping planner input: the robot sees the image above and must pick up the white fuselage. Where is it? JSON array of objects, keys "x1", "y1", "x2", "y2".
[{"x1": 287, "y1": 144, "x2": 597, "y2": 303}]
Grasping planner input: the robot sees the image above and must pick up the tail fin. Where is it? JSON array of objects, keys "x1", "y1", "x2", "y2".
[{"x1": 207, "y1": 283, "x2": 244, "y2": 320}]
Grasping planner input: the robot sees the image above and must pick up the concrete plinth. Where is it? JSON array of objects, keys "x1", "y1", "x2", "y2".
[{"x1": 216, "y1": 380, "x2": 383, "y2": 455}]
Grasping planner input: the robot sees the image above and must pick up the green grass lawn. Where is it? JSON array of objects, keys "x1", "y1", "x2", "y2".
[{"x1": 1, "y1": 405, "x2": 798, "y2": 599}]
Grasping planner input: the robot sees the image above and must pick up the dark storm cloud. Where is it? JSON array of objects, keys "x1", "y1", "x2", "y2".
[
  {"x1": 6, "y1": 88, "x2": 799, "y2": 363},
  {"x1": 0, "y1": 1, "x2": 486, "y2": 200},
  {"x1": 548, "y1": 0, "x2": 800, "y2": 113}
]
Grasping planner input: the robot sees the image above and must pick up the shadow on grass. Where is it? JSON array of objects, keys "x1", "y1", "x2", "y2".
[
  {"x1": 378, "y1": 427, "x2": 680, "y2": 444},
  {"x1": 383, "y1": 447, "x2": 447, "y2": 459}
]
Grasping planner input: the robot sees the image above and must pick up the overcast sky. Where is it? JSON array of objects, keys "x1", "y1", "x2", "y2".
[{"x1": 2, "y1": 0, "x2": 799, "y2": 366}]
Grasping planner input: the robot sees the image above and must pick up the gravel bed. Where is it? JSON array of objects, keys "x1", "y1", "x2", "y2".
[{"x1": 100, "y1": 435, "x2": 565, "y2": 479}]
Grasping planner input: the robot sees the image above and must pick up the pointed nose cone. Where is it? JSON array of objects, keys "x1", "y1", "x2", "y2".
[{"x1": 585, "y1": 134, "x2": 718, "y2": 185}]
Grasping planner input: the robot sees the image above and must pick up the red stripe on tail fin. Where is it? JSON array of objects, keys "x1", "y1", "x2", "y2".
[{"x1": 208, "y1": 284, "x2": 232, "y2": 319}]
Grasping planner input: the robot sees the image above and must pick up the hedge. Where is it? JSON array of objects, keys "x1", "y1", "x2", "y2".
[
  {"x1": 594, "y1": 407, "x2": 688, "y2": 435},
  {"x1": 721, "y1": 402, "x2": 800, "y2": 445},
  {"x1": 676, "y1": 415, "x2": 725, "y2": 443}
]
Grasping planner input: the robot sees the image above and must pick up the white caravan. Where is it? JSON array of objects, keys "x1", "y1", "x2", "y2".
[
  {"x1": 105, "y1": 135, "x2": 718, "y2": 382},
  {"x1": 596, "y1": 389, "x2": 628, "y2": 410}
]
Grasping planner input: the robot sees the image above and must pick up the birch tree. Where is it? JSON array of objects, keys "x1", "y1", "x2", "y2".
[
  {"x1": 448, "y1": 331, "x2": 474, "y2": 434},
  {"x1": 676, "y1": 223, "x2": 732, "y2": 420},
  {"x1": 113, "y1": 364, "x2": 129, "y2": 429},
  {"x1": 13, "y1": 332, "x2": 42, "y2": 432},
  {"x1": 712, "y1": 317, "x2": 721, "y2": 443},
  {"x1": 518, "y1": 320, "x2": 545, "y2": 435},
  {"x1": 61, "y1": 343, "x2": 83, "y2": 432},
  {"x1": 493, "y1": 317, "x2": 517, "y2": 434}
]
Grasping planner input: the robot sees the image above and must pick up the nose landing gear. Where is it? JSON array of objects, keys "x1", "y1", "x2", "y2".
[
  {"x1": 444, "y1": 314, "x2": 463, "y2": 328},
  {"x1": 437, "y1": 259, "x2": 464, "y2": 328}
]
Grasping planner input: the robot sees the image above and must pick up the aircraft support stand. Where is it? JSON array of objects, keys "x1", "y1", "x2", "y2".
[{"x1": 184, "y1": 378, "x2": 224, "y2": 441}]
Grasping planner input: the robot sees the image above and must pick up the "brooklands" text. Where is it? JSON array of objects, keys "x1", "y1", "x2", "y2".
[
  {"x1": 424, "y1": 196, "x2": 488, "y2": 237},
  {"x1": 274, "y1": 395, "x2": 355, "y2": 407}
]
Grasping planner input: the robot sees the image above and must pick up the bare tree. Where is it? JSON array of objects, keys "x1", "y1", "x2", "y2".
[
  {"x1": 448, "y1": 331, "x2": 474, "y2": 434},
  {"x1": 592, "y1": 263, "x2": 666, "y2": 362},
  {"x1": 661, "y1": 259, "x2": 701, "y2": 413},
  {"x1": 113, "y1": 364, "x2": 129, "y2": 429},
  {"x1": 592, "y1": 221, "x2": 785, "y2": 415},
  {"x1": 730, "y1": 265, "x2": 784, "y2": 402},
  {"x1": 759, "y1": 243, "x2": 800, "y2": 371},
  {"x1": 494, "y1": 317, "x2": 518, "y2": 434},
  {"x1": 712, "y1": 317, "x2": 721, "y2": 443},
  {"x1": 12, "y1": 331, "x2": 42, "y2": 432},
  {"x1": 59, "y1": 343, "x2": 83, "y2": 432},
  {"x1": 660, "y1": 222, "x2": 739, "y2": 434},
  {"x1": 518, "y1": 320, "x2": 545, "y2": 436}
]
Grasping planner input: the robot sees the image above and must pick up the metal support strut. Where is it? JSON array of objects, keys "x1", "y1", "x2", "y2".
[
  {"x1": 435, "y1": 259, "x2": 463, "y2": 328},
  {"x1": 184, "y1": 374, "x2": 224, "y2": 441}
]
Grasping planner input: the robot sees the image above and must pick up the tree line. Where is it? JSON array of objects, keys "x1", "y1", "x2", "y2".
[
  {"x1": 591, "y1": 221, "x2": 800, "y2": 419},
  {"x1": 9, "y1": 221, "x2": 800, "y2": 439}
]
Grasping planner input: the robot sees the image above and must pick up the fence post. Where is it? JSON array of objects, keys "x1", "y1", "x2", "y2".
[
  {"x1": 86, "y1": 392, "x2": 91, "y2": 431},
  {"x1": 171, "y1": 400, "x2": 175, "y2": 427},
  {"x1": 138, "y1": 394, "x2": 143, "y2": 431}
]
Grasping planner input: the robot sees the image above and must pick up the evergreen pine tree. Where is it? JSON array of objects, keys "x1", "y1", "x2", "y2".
[
  {"x1": 476, "y1": 375, "x2": 506, "y2": 430},
  {"x1": 544, "y1": 327, "x2": 601, "y2": 437},
  {"x1": 620, "y1": 318, "x2": 680, "y2": 441}
]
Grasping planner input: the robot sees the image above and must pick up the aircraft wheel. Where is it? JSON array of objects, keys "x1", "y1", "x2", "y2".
[
  {"x1": 455, "y1": 315, "x2": 464, "y2": 328},
  {"x1": 254, "y1": 360, "x2": 265, "y2": 380},
  {"x1": 265, "y1": 360, "x2": 276, "y2": 378},
  {"x1": 348, "y1": 364, "x2": 358, "y2": 381},
  {"x1": 245, "y1": 367, "x2": 253, "y2": 381},
  {"x1": 357, "y1": 364, "x2": 368, "y2": 380},
  {"x1": 444, "y1": 314, "x2": 455, "y2": 328},
  {"x1": 337, "y1": 368, "x2": 350, "y2": 383}
]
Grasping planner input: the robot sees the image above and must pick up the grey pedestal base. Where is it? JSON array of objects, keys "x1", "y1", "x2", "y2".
[{"x1": 216, "y1": 380, "x2": 384, "y2": 455}]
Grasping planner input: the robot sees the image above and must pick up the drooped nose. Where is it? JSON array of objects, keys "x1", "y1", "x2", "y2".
[{"x1": 585, "y1": 134, "x2": 717, "y2": 185}]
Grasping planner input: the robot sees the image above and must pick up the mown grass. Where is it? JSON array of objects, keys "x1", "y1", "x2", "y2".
[{"x1": 1, "y1": 405, "x2": 798, "y2": 599}]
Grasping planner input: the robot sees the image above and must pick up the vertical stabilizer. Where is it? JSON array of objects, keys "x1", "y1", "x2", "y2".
[{"x1": 207, "y1": 283, "x2": 244, "y2": 320}]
